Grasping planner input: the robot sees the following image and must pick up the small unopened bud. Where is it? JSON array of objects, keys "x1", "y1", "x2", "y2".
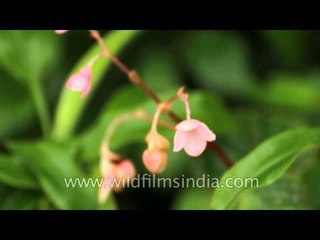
[
  {"x1": 143, "y1": 131, "x2": 169, "y2": 174},
  {"x1": 66, "y1": 62, "x2": 93, "y2": 98},
  {"x1": 143, "y1": 149, "x2": 168, "y2": 174}
]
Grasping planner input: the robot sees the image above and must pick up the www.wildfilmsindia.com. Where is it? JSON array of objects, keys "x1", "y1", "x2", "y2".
[{"x1": 64, "y1": 174, "x2": 259, "y2": 189}]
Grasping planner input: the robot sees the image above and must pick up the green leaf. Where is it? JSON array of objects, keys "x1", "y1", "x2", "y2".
[
  {"x1": 180, "y1": 31, "x2": 256, "y2": 94},
  {"x1": 0, "y1": 30, "x2": 61, "y2": 83},
  {"x1": 0, "y1": 72, "x2": 34, "y2": 138},
  {"x1": 211, "y1": 128, "x2": 320, "y2": 210},
  {"x1": 0, "y1": 154, "x2": 38, "y2": 189},
  {"x1": 235, "y1": 175, "x2": 310, "y2": 210},
  {"x1": 261, "y1": 30, "x2": 307, "y2": 67},
  {"x1": 52, "y1": 30, "x2": 141, "y2": 141},
  {"x1": 8, "y1": 141, "x2": 101, "y2": 210}
]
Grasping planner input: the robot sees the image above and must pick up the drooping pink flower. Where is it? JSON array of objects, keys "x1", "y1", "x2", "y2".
[
  {"x1": 98, "y1": 159, "x2": 136, "y2": 204},
  {"x1": 173, "y1": 119, "x2": 216, "y2": 157},
  {"x1": 55, "y1": 30, "x2": 69, "y2": 34},
  {"x1": 66, "y1": 63, "x2": 93, "y2": 98},
  {"x1": 115, "y1": 160, "x2": 136, "y2": 184}
]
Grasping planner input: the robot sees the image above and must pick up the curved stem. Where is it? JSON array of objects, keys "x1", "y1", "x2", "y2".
[
  {"x1": 103, "y1": 110, "x2": 174, "y2": 148},
  {"x1": 151, "y1": 106, "x2": 162, "y2": 133}
]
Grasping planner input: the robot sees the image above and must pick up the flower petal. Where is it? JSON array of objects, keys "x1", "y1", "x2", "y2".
[
  {"x1": 196, "y1": 123, "x2": 216, "y2": 142},
  {"x1": 81, "y1": 82, "x2": 91, "y2": 98},
  {"x1": 173, "y1": 130, "x2": 187, "y2": 152},
  {"x1": 116, "y1": 160, "x2": 136, "y2": 179},
  {"x1": 175, "y1": 119, "x2": 201, "y2": 131},
  {"x1": 66, "y1": 75, "x2": 87, "y2": 91},
  {"x1": 66, "y1": 64, "x2": 92, "y2": 97},
  {"x1": 184, "y1": 130, "x2": 207, "y2": 157}
]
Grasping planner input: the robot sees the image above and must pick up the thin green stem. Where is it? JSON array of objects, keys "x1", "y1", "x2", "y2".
[{"x1": 29, "y1": 83, "x2": 51, "y2": 139}]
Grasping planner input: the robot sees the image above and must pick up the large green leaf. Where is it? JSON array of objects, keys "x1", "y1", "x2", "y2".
[
  {"x1": 0, "y1": 154, "x2": 38, "y2": 189},
  {"x1": 211, "y1": 128, "x2": 320, "y2": 209},
  {"x1": 52, "y1": 30, "x2": 141, "y2": 141},
  {"x1": 8, "y1": 141, "x2": 100, "y2": 210},
  {"x1": 234, "y1": 148, "x2": 318, "y2": 210},
  {"x1": 235, "y1": 175, "x2": 310, "y2": 210}
]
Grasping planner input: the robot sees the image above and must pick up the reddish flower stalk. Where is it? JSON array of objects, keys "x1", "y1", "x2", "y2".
[{"x1": 90, "y1": 30, "x2": 234, "y2": 168}]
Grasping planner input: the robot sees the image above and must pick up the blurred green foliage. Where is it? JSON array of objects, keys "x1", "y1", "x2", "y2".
[{"x1": 0, "y1": 30, "x2": 320, "y2": 210}]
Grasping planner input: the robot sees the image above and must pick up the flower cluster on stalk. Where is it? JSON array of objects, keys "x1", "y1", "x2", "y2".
[{"x1": 55, "y1": 30, "x2": 216, "y2": 204}]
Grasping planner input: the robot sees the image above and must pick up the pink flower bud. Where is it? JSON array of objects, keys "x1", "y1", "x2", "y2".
[
  {"x1": 55, "y1": 30, "x2": 69, "y2": 34},
  {"x1": 113, "y1": 160, "x2": 136, "y2": 192},
  {"x1": 98, "y1": 158, "x2": 136, "y2": 204},
  {"x1": 66, "y1": 62, "x2": 93, "y2": 98},
  {"x1": 143, "y1": 131, "x2": 169, "y2": 174},
  {"x1": 143, "y1": 149, "x2": 168, "y2": 174},
  {"x1": 173, "y1": 119, "x2": 216, "y2": 157}
]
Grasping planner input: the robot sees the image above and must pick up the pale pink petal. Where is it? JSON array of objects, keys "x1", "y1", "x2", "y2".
[
  {"x1": 116, "y1": 160, "x2": 136, "y2": 179},
  {"x1": 79, "y1": 64, "x2": 92, "y2": 80},
  {"x1": 173, "y1": 130, "x2": 187, "y2": 152},
  {"x1": 176, "y1": 119, "x2": 201, "y2": 131},
  {"x1": 81, "y1": 82, "x2": 91, "y2": 98},
  {"x1": 66, "y1": 64, "x2": 92, "y2": 97},
  {"x1": 196, "y1": 123, "x2": 216, "y2": 142},
  {"x1": 66, "y1": 75, "x2": 87, "y2": 91},
  {"x1": 183, "y1": 130, "x2": 207, "y2": 157},
  {"x1": 55, "y1": 30, "x2": 69, "y2": 34}
]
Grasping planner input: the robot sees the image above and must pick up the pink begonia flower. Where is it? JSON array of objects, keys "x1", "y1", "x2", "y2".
[
  {"x1": 98, "y1": 159, "x2": 136, "y2": 204},
  {"x1": 55, "y1": 30, "x2": 69, "y2": 34},
  {"x1": 173, "y1": 119, "x2": 216, "y2": 157},
  {"x1": 66, "y1": 63, "x2": 93, "y2": 98}
]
